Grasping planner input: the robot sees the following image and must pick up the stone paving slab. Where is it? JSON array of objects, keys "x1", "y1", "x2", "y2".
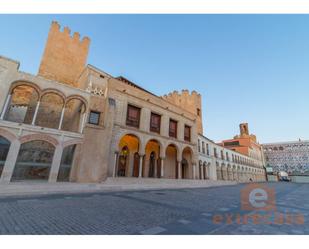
[{"x1": 0, "y1": 182, "x2": 306, "y2": 235}]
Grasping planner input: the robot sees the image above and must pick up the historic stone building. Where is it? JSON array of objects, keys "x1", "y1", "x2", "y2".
[
  {"x1": 0, "y1": 21, "x2": 266, "y2": 184},
  {"x1": 263, "y1": 140, "x2": 309, "y2": 177}
]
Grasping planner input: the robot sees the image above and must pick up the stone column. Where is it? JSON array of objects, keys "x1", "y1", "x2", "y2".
[
  {"x1": 0, "y1": 140, "x2": 21, "y2": 183},
  {"x1": 79, "y1": 113, "x2": 87, "y2": 133},
  {"x1": 58, "y1": 106, "x2": 65, "y2": 130},
  {"x1": 160, "y1": 158, "x2": 164, "y2": 178},
  {"x1": 201, "y1": 165, "x2": 204, "y2": 180},
  {"x1": 48, "y1": 144, "x2": 64, "y2": 183},
  {"x1": 0, "y1": 94, "x2": 11, "y2": 120},
  {"x1": 177, "y1": 161, "x2": 181, "y2": 179},
  {"x1": 113, "y1": 152, "x2": 119, "y2": 177},
  {"x1": 192, "y1": 163, "x2": 196, "y2": 180},
  {"x1": 154, "y1": 158, "x2": 157, "y2": 178},
  {"x1": 138, "y1": 154, "x2": 144, "y2": 178},
  {"x1": 31, "y1": 101, "x2": 41, "y2": 125}
]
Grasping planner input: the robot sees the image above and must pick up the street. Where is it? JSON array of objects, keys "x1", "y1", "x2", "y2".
[{"x1": 0, "y1": 182, "x2": 308, "y2": 235}]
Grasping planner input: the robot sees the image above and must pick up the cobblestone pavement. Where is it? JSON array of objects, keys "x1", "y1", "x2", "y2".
[{"x1": 0, "y1": 182, "x2": 308, "y2": 234}]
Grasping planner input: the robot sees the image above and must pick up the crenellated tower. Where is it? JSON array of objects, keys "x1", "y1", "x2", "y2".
[
  {"x1": 38, "y1": 21, "x2": 90, "y2": 87},
  {"x1": 162, "y1": 89, "x2": 203, "y2": 134}
]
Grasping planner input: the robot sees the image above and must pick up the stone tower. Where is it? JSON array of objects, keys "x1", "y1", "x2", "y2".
[
  {"x1": 38, "y1": 21, "x2": 90, "y2": 87},
  {"x1": 162, "y1": 90, "x2": 203, "y2": 134},
  {"x1": 240, "y1": 123, "x2": 249, "y2": 137}
]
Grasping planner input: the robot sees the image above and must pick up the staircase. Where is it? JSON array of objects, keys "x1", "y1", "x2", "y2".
[{"x1": 103, "y1": 177, "x2": 236, "y2": 190}]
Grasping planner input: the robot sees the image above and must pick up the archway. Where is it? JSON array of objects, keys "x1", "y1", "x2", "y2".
[
  {"x1": 203, "y1": 162, "x2": 208, "y2": 179},
  {"x1": 117, "y1": 134, "x2": 140, "y2": 177},
  {"x1": 145, "y1": 139, "x2": 161, "y2": 178},
  {"x1": 11, "y1": 140, "x2": 55, "y2": 181},
  {"x1": 216, "y1": 162, "x2": 222, "y2": 180},
  {"x1": 36, "y1": 92, "x2": 65, "y2": 129},
  {"x1": 0, "y1": 136, "x2": 11, "y2": 178},
  {"x1": 4, "y1": 84, "x2": 39, "y2": 124},
  {"x1": 182, "y1": 147, "x2": 193, "y2": 179},
  {"x1": 165, "y1": 144, "x2": 178, "y2": 179},
  {"x1": 118, "y1": 146, "x2": 129, "y2": 177},
  {"x1": 61, "y1": 98, "x2": 86, "y2": 133}
]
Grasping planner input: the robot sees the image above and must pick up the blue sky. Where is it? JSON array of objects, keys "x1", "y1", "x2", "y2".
[{"x1": 0, "y1": 14, "x2": 308, "y2": 143}]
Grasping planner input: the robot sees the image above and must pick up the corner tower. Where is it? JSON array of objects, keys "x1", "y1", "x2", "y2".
[
  {"x1": 38, "y1": 21, "x2": 90, "y2": 87},
  {"x1": 162, "y1": 90, "x2": 203, "y2": 134}
]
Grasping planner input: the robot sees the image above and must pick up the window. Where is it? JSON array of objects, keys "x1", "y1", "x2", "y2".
[
  {"x1": 169, "y1": 119, "x2": 177, "y2": 138},
  {"x1": 184, "y1": 125, "x2": 191, "y2": 142},
  {"x1": 206, "y1": 144, "x2": 209, "y2": 155},
  {"x1": 126, "y1": 104, "x2": 141, "y2": 128},
  {"x1": 150, "y1": 113, "x2": 161, "y2": 133},
  {"x1": 88, "y1": 111, "x2": 100, "y2": 125},
  {"x1": 226, "y1": 152, "x2": 229, "y2": 161},
  {"x1": 214, "y1": 148, "x2": 217, "y2": 158},
  {"x1": 202, "y1": 141, "x2": 205, "y2": 154},
  {"x1": 221, "y1": 150, "x2": 224, "y2": 160},
  {"x1": 198, "y1": 139, "x2": 201, "y2": 152},
  {"x1": 197, "y1": 108, "x2": 201, "y2": 116}
]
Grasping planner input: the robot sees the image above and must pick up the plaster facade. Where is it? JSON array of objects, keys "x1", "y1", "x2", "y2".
[{"x1": 0, "y1": 21, "x2": 266, "y2": 184}]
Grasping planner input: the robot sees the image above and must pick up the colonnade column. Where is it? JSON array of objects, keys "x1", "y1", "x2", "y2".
[
  {"x1": 58, "y1": 106, "x2": 65, "y2": 130},
  {"x1": 48, "y1": 144, "x2": 64, "y2": 182},
  {"x1": 113, "y1": 152, "x2": 119, "y2": 177},
  {"x1": 138, "y1": 154, "x2": 144, "y2": 178},
  {"x1": 0, "y1": 140, "x2": 21, "y2": 183},
  {"x1": 177, "y1": 161, "x2": 181, "y2": 179},
  {"x1": 192, "y1": 163, "x2": 196, "y2": 180},
  {"x1": 0, "y1": 94, "x2": 11, "y2": 120},
  {"x1": 160, "y1": 157, "x2": 164, "y2": 178},
  {"x1": 201, "y1": 165, "x2": 204, "y2": 180},
  {"x1": 31, "y1": 101, "x2": 41, "y2": 125}
]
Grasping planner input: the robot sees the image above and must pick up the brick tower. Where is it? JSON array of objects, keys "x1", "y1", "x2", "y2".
[
  {"x1": 162, "y1": 90, "x2": 203, "y2": 134},
  {"x1": 38, "y1": 21, "x2": 90, "y2": 87}
]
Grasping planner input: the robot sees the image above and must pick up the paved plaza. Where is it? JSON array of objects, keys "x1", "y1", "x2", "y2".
[{"x1": 0, "y1": 182, "x2": 308, "y2": 235}]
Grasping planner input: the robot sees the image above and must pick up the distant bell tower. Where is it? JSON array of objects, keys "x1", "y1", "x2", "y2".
[
  {"x1": 38, "y1": 21, "x2": 90, "y2": 87},
  {"x1": 240, "y1": 123, "x2": 249, "y2": 137}
]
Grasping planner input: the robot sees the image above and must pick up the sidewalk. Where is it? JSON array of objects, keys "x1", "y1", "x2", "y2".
[{"x1": 0, "y1": 177, "x2": 237, "y2": 198}]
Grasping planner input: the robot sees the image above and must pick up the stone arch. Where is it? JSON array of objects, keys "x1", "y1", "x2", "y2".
[
  {"x1": 165, "y1": 143, "x2": 179, "y2": 179},
  {"x1": 36, "y1": 91, "x2": 65, "y2": 129},
  {"x1": 66, "y1": 95, "x2": 88, "y2": 110},
  {"x1": 144, "y1": 138, "x2": 162, "y2": 178},
  {"x1": 5, "y1": 82, "x2": 40, "y2": 124},
  {"x1": 117, "y1": 133, "x2": 141, "y2": 177},
  {"x1": 144, "y1": 138, "x2": 164, "y2": 157},
  {"x1": 63, "y1": 138, "x2": 83, "y2": 148},
  {"x1": 19, "y1": 133, "x2": 59, "y2": 147},
  {"x1": 9, "y1": 80, "x2": 41, "y2": 97},
  {"x1": 41, "y1": 88, "x2": 66, "y2": 101},
  {"x1": 181, "y1": 146, "x2": 193, "y2": 179},
  {"x1": 11, "y1": 139, "x2": 56, "y2": 181},
  {"x1": 61, "y1": 97, "x2": 87, "y2": 132}
]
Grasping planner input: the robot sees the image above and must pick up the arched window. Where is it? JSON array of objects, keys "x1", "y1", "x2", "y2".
[
  {"x1": 11, "y1": 140, "x2": 55, "y2": 181},
  {"x1": 61, "y1": 98, "x2": 86, "y2": 133},
  {"x1": 57, "y1": 144, "x2": 76, "y2": 182},
  {"x1": 0, "y1": 136, "x2": 11, "y2": 177},
  {"x1": 35, "y1": 93, "x2": 64, "y2": 129},
  {"x1": 4, "y1": 85, "x2": 39, "y2": 124}
]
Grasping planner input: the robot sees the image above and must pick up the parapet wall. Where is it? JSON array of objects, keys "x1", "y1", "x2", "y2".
[
  {"x1": 38, "y1": 21, "x2": 90, "y2": 88},
  {"x1": 162, "y1": 89, "x2": 203, "y2": 134}
]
